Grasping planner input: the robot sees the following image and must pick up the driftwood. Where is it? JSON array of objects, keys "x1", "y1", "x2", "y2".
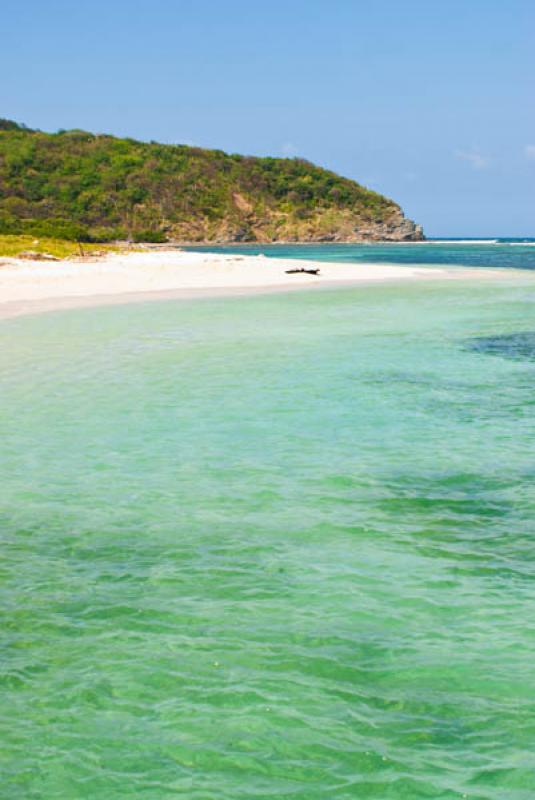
[
  {"x1": 285, "y1": 267, "x2": 320, "y2": 275},
  {"x1": 17, "y1": 251, "x2": 60, "y2": 261}
]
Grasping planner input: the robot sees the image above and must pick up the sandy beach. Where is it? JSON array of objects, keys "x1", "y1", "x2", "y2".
[{"x1": 0, "y1": 248, "x2": 506, "y2": 320}]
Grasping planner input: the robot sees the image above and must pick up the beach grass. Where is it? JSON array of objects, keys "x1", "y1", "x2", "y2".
[{"x1": 0, "y1": 234, "x2": 120, "y2": 260}]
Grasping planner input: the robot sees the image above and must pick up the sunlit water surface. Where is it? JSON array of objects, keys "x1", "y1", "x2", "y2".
[
  {"x1": 187, "y1": 238, "x2": 535, "y2": 270},
  {"x1": 2, "y1": 266, "x2": 535, "y2": 799}
]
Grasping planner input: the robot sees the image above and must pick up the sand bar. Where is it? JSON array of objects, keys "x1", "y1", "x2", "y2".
[{"x1": 0, "y1": 249, "x2": 515, "y2": 320}]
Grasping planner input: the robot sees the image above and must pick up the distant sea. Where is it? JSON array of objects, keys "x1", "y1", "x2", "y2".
[
  {"x1": 2, "y1": 243, "x2": 535, "y2": 798},
  {"x1": 186, "y1": 237, "x2": 535, "y2": 270}
]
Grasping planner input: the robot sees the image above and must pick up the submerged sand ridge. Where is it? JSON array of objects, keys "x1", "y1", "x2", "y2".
[{"x1": 0, "y1": 249, "x2": 510, "y2": 319}]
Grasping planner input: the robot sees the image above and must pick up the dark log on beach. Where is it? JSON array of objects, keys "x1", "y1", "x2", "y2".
[{"x1": 285, "y1": 267, "x2": 320, "y2": 275}]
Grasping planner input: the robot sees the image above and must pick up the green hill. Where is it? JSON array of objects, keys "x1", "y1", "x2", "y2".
[{"x1": 0, "y1": 119, "x2": 423, "y2": 243}]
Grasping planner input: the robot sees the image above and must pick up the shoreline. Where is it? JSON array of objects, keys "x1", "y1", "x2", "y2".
[
  {"x1": 135, "y1": 238, "x2": 502, "y2": 249},
  {"x1": 0, "y1": 249, "x2": 521, "y2": 321},
  {"x1": 177, "y1": 239, "x2": 501, "y2": 247}
]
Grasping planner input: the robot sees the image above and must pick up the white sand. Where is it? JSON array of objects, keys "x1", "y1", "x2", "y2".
[{"x1": 0, "y1": 249, "x2": 505, "y2": 319}]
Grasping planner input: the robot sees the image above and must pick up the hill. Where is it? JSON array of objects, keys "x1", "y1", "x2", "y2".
[{"x1": 0, "y1": 119, "x2": 424, "y2": 243}]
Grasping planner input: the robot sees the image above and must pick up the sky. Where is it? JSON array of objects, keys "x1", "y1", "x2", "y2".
[{"x1": 1, "y1": 0, "x2": 534, "y2": 236}]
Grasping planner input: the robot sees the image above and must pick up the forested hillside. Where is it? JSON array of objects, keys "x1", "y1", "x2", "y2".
[{"x1": 0, "y1": 120, "x2": 423, "y2": 243}]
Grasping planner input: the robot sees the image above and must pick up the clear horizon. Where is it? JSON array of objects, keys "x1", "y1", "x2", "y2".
[{"x1": 2, "y1": 0, "x2": 534, "y2": 237}]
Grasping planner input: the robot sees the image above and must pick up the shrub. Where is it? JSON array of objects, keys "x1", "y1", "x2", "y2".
[{"x1": 132, "y1": 229, "x2": 168, "y2": 243}]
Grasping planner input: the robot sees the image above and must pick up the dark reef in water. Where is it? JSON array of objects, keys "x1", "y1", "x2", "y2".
[{"x1": 466, "y1": 332, "x2": 535, "y2": 362}]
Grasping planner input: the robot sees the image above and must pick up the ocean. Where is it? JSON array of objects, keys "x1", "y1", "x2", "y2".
[
  {"x1": 2, "y1": 243, "x2": 535, "y2": 798},
  {"x1": 187, "y1": 238, "x2": 535, "y2": 271}
]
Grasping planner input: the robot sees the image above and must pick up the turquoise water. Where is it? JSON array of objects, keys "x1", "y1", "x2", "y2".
[
  {"x1": 187, "y1": 240, "x2": 535, "y2": 271},
  {"x1": 2, "y1": 264, "x2": 535, "y2": 798}
]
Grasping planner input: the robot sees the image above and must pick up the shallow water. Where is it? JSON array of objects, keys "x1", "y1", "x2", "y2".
[
  {"x1": 2, "y1": 274, "x2": 535, "y2": 798},
  {"x1": 187, "y1": 239, "x2": 535, "y2": 271}
]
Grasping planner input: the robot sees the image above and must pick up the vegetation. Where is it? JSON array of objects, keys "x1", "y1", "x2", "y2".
[
  {"x1": 0, "y1": 235, "x2": 119, "y2": 259},
  {"x1": 0, "y1": 119, "x2": 419, "y2": 243}
]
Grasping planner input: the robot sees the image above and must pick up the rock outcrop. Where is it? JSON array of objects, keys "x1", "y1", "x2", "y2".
[
  {"x1": 201, "y1": 207, "x2": 424, "y2": 244},
  {"x1": 355, "y1": 210, "x2": 424, "y2": 242}
]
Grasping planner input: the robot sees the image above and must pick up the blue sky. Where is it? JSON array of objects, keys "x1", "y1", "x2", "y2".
[{"x1": 1, "y1": 0, "x2": 534, "y2": 236}]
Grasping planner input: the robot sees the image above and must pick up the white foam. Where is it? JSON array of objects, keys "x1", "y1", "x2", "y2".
[{"x1": 426, "y1": 240, "x2": 499, "y2": 245}]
